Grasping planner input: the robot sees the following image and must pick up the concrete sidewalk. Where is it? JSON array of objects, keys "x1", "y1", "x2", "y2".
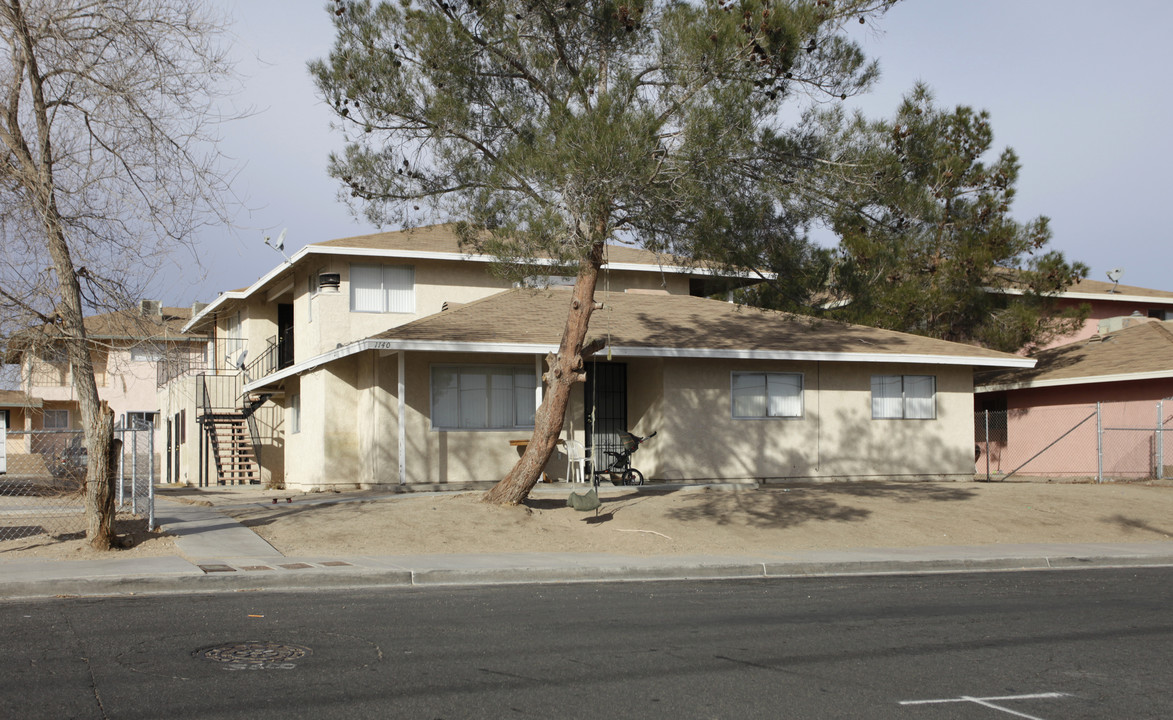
[{"x1": 4, "y1": 497, "x2": 1173, "y2": 600}]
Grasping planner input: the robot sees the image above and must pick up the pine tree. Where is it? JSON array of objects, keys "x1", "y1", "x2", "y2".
[
  {"x1": 311, "y1": 0, "x2": 897, "y2": 504},
  {"x1": 826, "y1": 85, "x2": 1088, "y2": 352}
]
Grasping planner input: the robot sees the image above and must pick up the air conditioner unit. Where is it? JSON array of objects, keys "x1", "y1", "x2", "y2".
[{"x1": 139, "y1": 299, "x2": 162, "y2": 316}]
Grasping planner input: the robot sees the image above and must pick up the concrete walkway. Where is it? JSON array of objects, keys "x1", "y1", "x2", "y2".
[{"x1": 4, "y1": 496, "x2": 1173, "y2": 600}]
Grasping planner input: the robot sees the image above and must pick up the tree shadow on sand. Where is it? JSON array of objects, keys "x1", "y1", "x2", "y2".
[
  {"x1": 1103, "y1": 514, "x2": 1173, "y2": 538},
  {"x1": 666, "y1": 482, "x2": 979, "y2": 530}
]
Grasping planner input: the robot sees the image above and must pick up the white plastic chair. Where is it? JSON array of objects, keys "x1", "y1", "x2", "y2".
[{"x1": 564, "y1": 439, "x2": 588, "y2": 483}]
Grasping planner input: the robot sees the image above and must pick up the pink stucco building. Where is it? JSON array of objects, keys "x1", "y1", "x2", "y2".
[{"x1": 975, "y1": 320, "x2": 1173, "y2": 480}]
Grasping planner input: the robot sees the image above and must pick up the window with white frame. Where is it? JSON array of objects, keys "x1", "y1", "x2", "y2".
[
  {"x1": 222, "y1": 311, "x2": 246, "y2": 370},
  {"x1": 43, "y1": 409, "x2": 69, "y2": 429},
  {"x1": 130, "y1": 344, "x2": 164, "y2": 362},
  {"x1": 871, "y1": 375, "x2": 936, "y2": 419},
  {"x1": 431, "y1": 365, "x2": 536, "y2": 430},
  {"x1": 126, "y1": 411, "x2": 158, "y2": 429},
  {"x1": 307, "y1": 272, "x2": 317, "y2": 322},
  {"x1": 350, "y1": 264, "x2": 415, "y2": 314},
  {"x1": 289, "y1": 394, "x2": 301, "y2": 434},
  {"x1": 731, "y1": 372, "x2": 804, "y2": 419}
]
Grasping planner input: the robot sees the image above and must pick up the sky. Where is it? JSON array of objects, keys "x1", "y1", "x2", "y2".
[{"x1": 158, "y1": 0, "x2": 1173, "y2": 306}]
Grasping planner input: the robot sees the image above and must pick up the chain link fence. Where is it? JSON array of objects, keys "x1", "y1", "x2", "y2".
[
  {"x1": 0, "y1": 427, "x2": 155, "y2": 543},
  {"x1": 976, "y1": 398, "x2": 1173, "y2": 482}
]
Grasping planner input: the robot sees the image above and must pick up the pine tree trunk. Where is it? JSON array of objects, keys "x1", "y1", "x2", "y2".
[{"x1": 483, "y1": 242, "x2": 605, "y2": 505}]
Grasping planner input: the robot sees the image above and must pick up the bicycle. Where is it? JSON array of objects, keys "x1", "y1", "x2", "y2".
[{"x1": 592, "y1": 430, "x2": 656, "y2": 486}]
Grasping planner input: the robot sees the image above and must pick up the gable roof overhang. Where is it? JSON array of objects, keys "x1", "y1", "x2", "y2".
[
  {"x1": 991, "y1": 286, "x2": 1173, "y2": 306},
  {"x1": 976, "y1": 369, "x2": 1173, "y2": 393},
  {"x1": 243, "y1": 289, "x2": 1033, "y2": 394},
  {"x1": 245, "y1": 338, "x2": 1033, "y2": 394}
]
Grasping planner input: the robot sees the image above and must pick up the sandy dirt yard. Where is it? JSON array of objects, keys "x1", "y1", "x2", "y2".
[{"x1": 4, "y1": 481, "x2": 1173, "y2": 562}]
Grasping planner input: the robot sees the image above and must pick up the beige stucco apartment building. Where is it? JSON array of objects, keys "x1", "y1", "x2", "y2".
[{"x1": 164, "y1": 225, "x2": 1032, "y2": 490}]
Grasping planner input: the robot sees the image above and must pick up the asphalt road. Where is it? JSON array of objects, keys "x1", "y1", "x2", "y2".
[{"x1": 2, "y1": 568, "x2": 1171, "y2": 719}]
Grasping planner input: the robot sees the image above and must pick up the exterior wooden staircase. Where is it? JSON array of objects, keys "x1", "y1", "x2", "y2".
[{"x1": 203, "y1": 412, "x2": 258, "y2": 485}]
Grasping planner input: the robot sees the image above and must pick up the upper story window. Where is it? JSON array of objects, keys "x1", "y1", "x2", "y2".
[
  {"x1": 350, "y1": 264, "x2": 414, "y2": 314},
  {"x1": 39, "y1": 345, "x2": 68, "y2": 364},
  {"x1": 225, "y1": 311, "x2": 243, "y2": 340},
  {"x1": 731, "y1": 372, "x2": 803, "y2": 419},
  {"x1": 871, "y1": 375, "x2": 936, "y2": 420},
  {"x1": 289, "y1": 394, "x2": 301, "y2": 434},
  {"x1": 220, "y1": 311, "x2": 246, "y2": 370}
]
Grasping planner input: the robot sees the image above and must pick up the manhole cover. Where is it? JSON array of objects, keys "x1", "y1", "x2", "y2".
[{"x1": 194, "y1": 641, "x2": 311, "y2": 671}]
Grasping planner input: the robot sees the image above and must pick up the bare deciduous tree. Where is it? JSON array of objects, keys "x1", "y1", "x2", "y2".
[{"x1": 0, "y1": 0, "x2": 235, "y2": 548}]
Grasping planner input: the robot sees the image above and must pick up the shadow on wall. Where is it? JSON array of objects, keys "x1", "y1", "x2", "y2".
[{"x1": 652, "y1": 371, "x2": 970, "y2": 482}]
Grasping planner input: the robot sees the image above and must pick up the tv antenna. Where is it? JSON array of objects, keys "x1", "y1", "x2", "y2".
[
  {"x1": 264, "y1": 228, "x2": 290, "y2": 263},
  {"x1": 1106, "y1": 267, "x2": 1123, "y2": 293}
]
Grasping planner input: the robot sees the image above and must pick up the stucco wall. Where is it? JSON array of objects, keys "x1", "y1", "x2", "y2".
[
  {"x1": 156, "y1": 375, "x2": 204, "y2": 485},
  {"x1": 643, "y1": 359, "x2": 975, "y2": 482},
  {"x1": 279, "y1": 349, "x2": 978, "y2": 490},
  {"x1": 1045, "y1": 297, "x2": 1173, "y2": 350},
  {"x1": 977, "y1": 380, "x2": 1173, "y2": 479}
]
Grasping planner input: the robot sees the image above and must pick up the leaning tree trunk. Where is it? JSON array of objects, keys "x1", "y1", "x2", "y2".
[{"x1": 483, "y1": 241, "x2": 606, "y2": 505}]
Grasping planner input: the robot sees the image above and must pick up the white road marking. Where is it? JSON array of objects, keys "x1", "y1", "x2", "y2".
[{"x1": 899, "y1": 692, "x2": 1070, "y2": 719}]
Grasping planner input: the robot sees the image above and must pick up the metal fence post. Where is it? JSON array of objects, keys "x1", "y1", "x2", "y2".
[
  {"x1": 984, "y1": 410, "x2": 991, "y2": 482},
  {"x1": 130, "y1": 428, "x2": 138, "y2": 514},
  {"x1": 149, "y1": 428, "x2": 156, "y2": 529},
  {"x1": 1096, "y1": 401, "x2": 1104, "y2": 483},
  {"x1": 117, "y1": 428, "x2": 125, "y2": 505},
  {"x1": 1159, "y1": 400, "x2": 1166, "y2": 481}
]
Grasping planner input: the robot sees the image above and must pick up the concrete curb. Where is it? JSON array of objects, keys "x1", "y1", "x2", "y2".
[{"x1": 5, "y1": 551, "x2": 1173, "y2": 601}]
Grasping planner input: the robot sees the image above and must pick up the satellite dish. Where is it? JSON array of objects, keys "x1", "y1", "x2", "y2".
[
  {"x1": 264, "y1": 228, "x2": 291, "y2": 263},
  {"x1": 226, "y1": 348, "x2": 248, "y2": 371},
  {"x1": 1106, "y1": 267, "x2": 1123, "y2": 293}
]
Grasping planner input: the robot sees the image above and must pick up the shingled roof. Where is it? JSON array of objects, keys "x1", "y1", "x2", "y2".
[
  {"x1": 312, "y1": 223, "x2": 693, "y2": 269},
  {"x1": 0, "y1": 390, "x2": 42, "y2": 409},
  {"x1": 244, "y1": 289, "x2": 1030, "y2": 393},
  {"x1": 9, "y1": 306, "x2": 206, "y2": 355},
  {"x1": 976, "y1": 319, "x2": 1173, "y2": 391},
  {"x1": 80, "y1": 307, "x2": 203, "y2": 340},
  {"x1": 371, "y1": 288, "x2": 1026, "y2": 364}
]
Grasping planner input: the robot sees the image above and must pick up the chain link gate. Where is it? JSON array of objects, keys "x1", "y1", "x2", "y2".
[
  {"x1": 976, "y1": 398, "x2": 1173, "y2": 482},
  {"x1": 0, "y1": 426, "x2": 155, "y2": 543}
]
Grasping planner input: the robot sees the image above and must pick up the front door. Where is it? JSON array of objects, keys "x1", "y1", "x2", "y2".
[{"x1": 584, "y1": 362, "x2": 627, "y2": 473}]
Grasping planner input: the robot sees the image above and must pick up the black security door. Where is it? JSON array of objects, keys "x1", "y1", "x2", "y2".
[
  {"x1": 584, "y1": 362, "x2": 627, "y2": 473},
  {"x1": 277, "y1": 303, "x2": 294, "y2": 369}
]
